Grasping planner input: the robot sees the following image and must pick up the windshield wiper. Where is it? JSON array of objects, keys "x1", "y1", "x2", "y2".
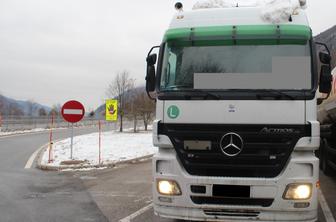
[
  {"x1": 164, "y1": 85, "x2": 192, "y2": 90},
  {"x1": 163, "y1": 87, "x2": 221, "y2": 100},
  {"x1": 182, "y1": 91, "x2": 220, "y2": 100},
  {"x1": 202, "y1": 92, "x2": 221, "y2": 100},
  {"x1": 257, "y1": 90, "x2": 295, "y2": 100}
]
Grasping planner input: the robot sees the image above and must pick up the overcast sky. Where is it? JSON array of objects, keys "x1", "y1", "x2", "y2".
[{"x1": 0, "y1": 0, "x2": 335, "y2": 110}]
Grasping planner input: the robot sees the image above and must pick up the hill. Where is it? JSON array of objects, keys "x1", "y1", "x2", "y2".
[
  {"x1": 0, "y1": 94, "x2": 51, "y2": 117},
  {"x1": 314, "y1": 25, "x2": 336, "y2": 69}
]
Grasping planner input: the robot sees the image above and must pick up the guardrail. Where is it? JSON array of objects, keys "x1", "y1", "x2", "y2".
[{"x1": 0, "y1": 115, "x2": 145, "y2": 132}]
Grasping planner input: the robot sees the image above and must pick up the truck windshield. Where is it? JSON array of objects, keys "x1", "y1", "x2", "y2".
[{"x1": 160, "y1": 43, "x2": 312, "y2": 91}]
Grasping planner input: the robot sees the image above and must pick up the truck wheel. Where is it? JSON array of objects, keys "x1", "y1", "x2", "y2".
[{"x1": 321, "y1": 139, "x2": 334, "y2": 176}]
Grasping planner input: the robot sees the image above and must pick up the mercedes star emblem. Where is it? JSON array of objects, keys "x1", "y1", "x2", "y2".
[{"x1": 220, "y1": 133, "x2": 244, "y2": 157}]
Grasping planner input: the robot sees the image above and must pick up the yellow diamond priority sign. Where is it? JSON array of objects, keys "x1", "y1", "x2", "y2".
[{"x1": 106, "y1": 99, "x2": 118, "y2": 121}]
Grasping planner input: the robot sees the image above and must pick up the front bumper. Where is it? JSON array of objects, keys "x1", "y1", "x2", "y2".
[
  {"x1": 152, "y1": 149, "x2": 319, "y2": 222},
  {"x1": 154, "y1": 204, "x2": 317, "y2": 222}
]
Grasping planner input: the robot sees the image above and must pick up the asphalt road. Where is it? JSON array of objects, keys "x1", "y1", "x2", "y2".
[
  {"x1": 77, "y1": 160, "x2": 335, "y2": 222},
  {"x1": 0, "y1": 126, "x2": 115, "y2": 222},
  {"x1": 0, "y1": 127, "x2": 335, "y2": 222}
]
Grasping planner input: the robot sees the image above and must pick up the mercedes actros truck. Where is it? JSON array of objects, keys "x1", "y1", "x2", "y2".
[{"x1": 145, "y1": 2, "x2": 333, "y2": 221}]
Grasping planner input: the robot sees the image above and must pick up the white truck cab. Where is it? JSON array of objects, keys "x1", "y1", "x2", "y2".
[{"x1": 145, "y1": 3, "x2": 333, "y2": 222}]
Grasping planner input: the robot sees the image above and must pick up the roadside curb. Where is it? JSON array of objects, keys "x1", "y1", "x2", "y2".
[{"x1": 36, "y1": 145, "x2": 154, "y2": 171}]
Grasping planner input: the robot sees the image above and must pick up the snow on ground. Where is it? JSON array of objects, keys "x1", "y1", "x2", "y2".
[
  {"x1": 41, "y1": 130, "x2": 157, "y2": 168},
  {"x1": 0, "y1": 128, "x2": 51, "y2": 136},
  {"x1": 61, "y1": 167, "x2": 108, "y2": 172}
]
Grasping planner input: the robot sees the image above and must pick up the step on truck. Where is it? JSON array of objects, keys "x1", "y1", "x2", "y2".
[{"x1": 145, "y1": 2, "x2": 333, "y2": 221}]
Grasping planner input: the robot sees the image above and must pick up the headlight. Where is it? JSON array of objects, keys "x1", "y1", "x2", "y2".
[
  {"x1": 283, "y1": 183, "x2": 312, "y2": 200},
  {"x1": 157, "y1": 179, "x2": 181, "y2": 196}
]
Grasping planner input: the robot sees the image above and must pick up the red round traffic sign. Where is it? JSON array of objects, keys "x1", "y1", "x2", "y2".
[{"x1": 61, "y1": 100, "x2": 85, "y2": 123}]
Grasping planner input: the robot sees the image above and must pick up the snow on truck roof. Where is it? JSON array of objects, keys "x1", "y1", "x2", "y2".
[
  {"x1": 168, "y1": 7, "x2": 309, "y2": 29},
  {"x1": 164, "y1": 5, "x2": 311, "y2": 43}
]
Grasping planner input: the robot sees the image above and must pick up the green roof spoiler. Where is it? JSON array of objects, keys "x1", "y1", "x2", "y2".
[{"x1": 163, "y1": 25, "x2": 312, "y2": 45}]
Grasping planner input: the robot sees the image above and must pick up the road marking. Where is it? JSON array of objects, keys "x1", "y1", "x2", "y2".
[
  {"x1": 319, "y1": 189, "x2": 336, "y2": 222},
  {"x1": 24, "y1": 143, "x2": 48, "y2": 169},
  {"x1": 119, "y1": 203, "x2": 153, "y2": 222}
]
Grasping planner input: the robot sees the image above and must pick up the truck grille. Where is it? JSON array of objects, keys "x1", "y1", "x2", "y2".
[
  {"x1": 158, "y1": 123, "x2": 311, "y2": 178},
  {"x1": 191, "y1": 196, "x2": 274, "y2": 207}
]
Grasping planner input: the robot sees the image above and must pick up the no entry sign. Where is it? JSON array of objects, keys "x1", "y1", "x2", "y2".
[{"x1": 61, "y1": 100, "x2": 85, "y2": 123}]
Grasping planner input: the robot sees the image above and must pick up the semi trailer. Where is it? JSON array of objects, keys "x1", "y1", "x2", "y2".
[{"x1": 145, "y1": 2, "x2": 333, "y2": 221}]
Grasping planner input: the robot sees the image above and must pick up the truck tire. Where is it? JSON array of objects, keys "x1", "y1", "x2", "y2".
[{"x1": 321, "y1": 139, "x2": 334, "y2": 176}]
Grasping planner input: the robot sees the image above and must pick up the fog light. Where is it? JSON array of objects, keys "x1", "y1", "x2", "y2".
[
  {"x1": 294, "y1": 202, "x2": 310, "y2": 208},
  {"x1": 157, "y1": 179, "x2": 181, "y2": 196},
  {"x1": 283, "y1": 184, "x2": 312, "y2": 200},
  {"x1": 158, "y1": 196, "x2": 173, "y2": 203}
]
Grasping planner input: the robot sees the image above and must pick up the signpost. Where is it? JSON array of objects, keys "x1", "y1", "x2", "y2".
[
  {"x1": 61, "y1": 100, "x2": 85, "y2": 159},
  {"x1": 102, "y1": 99, "x2": 118, "y2": 165},
  {"x1": 48, "y1": 114, "x2": 54, "y2": 163},
  {"x1": 99, "y1": 120, "x2": 102, "y2": 165}
]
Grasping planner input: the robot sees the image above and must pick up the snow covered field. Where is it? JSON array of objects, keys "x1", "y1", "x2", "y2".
[{"x1": 41, "y1": 130, "x2": 157, "y2": 168}]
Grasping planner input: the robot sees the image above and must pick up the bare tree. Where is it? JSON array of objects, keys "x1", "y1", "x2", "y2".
[
  {"x1": 0, "y1": 94, "x2": 24, "y2": 117},
  {"x1": 106, "y1": 71, "x2": 135, "y2": 132},
  {"x1": 49, "y1": 104, "x2": 61, "y2": 117},
  {"x1": 38, "y1": 108, "x2": 47, "y2": 116},
  {"x1": 27, "y1": 99, "x2": 36, "y2": 117},
  {"x1": 133, "y1": 90, "x2": 155, "y2": 131},
  {"x1": 125, "y1": 88, "x2": 141, "y2": 133},
  {"x1": 0, "y1": 95, "x2": 5, "y2": 116},
  {"x1": 9, "y1": 103, "x2": 24, "y2": 116}
]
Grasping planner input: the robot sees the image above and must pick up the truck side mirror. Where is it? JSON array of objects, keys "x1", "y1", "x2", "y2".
[
  {"x1": 146, "y1": 54, "x2": 157, "y2": 92},
  {"x1": 319, "y1": 65, "x2": 332, "y2": 94},
  {"x1": 319, "y1": 52, "x2": 331, "y2": 64},
  {"x1": 146, "y1": 54, "x2": 157, "y2": 66}
]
